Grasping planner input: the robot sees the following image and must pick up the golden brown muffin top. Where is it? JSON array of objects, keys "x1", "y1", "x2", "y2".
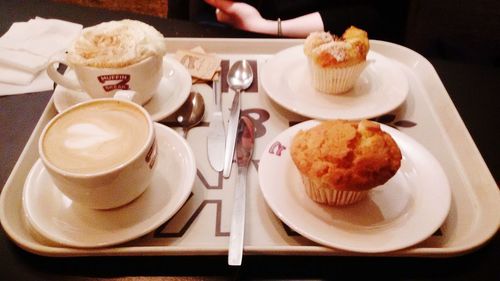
[
  {"x1": 290, "y1": 120, "x2": 401, "y2": 191},
  {"x1": 303, "y1": 26, "x2": 369, "y2": 68}
]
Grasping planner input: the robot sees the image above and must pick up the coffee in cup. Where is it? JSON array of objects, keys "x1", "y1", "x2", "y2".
[
  {"x1": 47, "y1": 19, "x2": 167, "y2": 105},
  {"x1": 39, "y1": 98, "x2": 158, "y2": 209}
]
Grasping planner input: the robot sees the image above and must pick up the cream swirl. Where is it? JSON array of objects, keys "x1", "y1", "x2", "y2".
[{"x1": 67, "y1": 19, "x2": 167, "y2": 68}]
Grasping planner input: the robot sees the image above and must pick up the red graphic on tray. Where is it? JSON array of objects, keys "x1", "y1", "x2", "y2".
[
  {"x1": 97, "y1": 74, "x2": 131, "y2": 92},
  {"x1": 269, "y1": 141, "x2": 286, "y2": 156},
  {"x1": 243, "y1": 108, "x2": 269, "y2": 138}
]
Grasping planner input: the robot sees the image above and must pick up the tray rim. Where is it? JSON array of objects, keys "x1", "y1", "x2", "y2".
[{"x1": 1, "y1": 38, "x2": 498, "y2": 258}]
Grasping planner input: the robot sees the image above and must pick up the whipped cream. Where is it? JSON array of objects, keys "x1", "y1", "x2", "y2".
[{"x1": 67, "y1": 20, "x2": 167, "y2": 68}]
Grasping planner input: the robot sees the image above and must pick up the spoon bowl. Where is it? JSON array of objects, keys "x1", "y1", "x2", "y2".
[
  {"x1": 227, "y1": 60, "x2": 254, "y2": 91},
  {"x1": 176, "y1": 91, "x2": 205, "y2": 138}
]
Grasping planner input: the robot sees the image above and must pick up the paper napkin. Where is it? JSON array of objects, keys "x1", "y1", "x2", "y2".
[
  {"x1": 0, "y1": 70, "x2": 54, "y2": 96},
  {"x1": 0, "y1": 17, "x2": 82, "y2": 95}
]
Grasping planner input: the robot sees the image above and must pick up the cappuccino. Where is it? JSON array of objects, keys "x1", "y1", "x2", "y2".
[
  {"x1": 47, "y1": 20, "x2": 166, "y2": 105},
  {"x1": 67, "y1": 19, "x2": 167, "y2": 68},
  {"x1": 42, "y1": 100, "x2": 149, "y2": 174}
]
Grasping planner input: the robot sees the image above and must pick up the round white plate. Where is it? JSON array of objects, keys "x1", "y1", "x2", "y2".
[
  {"x1": 22, "y1": 123, "x2": 196, "y2": 248},
  {"x1": 258, "y1": 120, "x2": 451, "y2": 253},
  {"x1": 53, "y1": 57, "x2": 192, "y2": 122},
  {"x1": 260, "y1": 45, "x2": 409, "y2": 120}
]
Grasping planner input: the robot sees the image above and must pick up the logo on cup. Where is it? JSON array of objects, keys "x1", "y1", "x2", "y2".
[
  {"x1": 145, "y1": 139, "x2": 158, "y2": 169},
  {"x1": 97, "y1": 74, "x2": 131, "y2": 92}
]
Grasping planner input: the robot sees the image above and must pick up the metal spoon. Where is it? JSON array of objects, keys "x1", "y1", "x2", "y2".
[
  {"x1": 223, "y1": 60, "x2": 254, "y2": 178},
  {"x1": 176, "y1": 91, "x2": 205, "y2": 138},
  {"x1": 228, "y1": 116, "x2": 255, "y2": 266}
]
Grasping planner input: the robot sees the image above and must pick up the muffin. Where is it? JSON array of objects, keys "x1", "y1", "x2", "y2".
[
  {"x1": 303, "y1": 26, "x2": 369, "y2": 94},
  {"x1": 290, "y1": 120, "x2": 401, "y2": 206}
]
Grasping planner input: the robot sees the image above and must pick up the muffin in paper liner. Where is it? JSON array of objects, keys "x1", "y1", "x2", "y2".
[
  {"x1": 291, "y1": 120, "x2": 402, "y2": 207},
  {"x1": 300, "y1": 174, "x2": 368, "y2": 206},
  {"x1": 308, "y1": 59, "x2": 367, "y2": 94}
]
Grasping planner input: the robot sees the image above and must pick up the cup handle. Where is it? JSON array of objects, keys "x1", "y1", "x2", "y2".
[
  {"x1": 46, "y1": 59, "x2": 82, "y2": 91},
  {"x1": 114, "y1": 90, "x2": 137, "y2": 102}
]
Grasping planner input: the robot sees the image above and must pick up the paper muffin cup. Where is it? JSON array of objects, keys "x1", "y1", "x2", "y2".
[
  {"x1": 308, "y1": 59, "x2": 367, "y2": 95},
  {"x1": 300, "y1": 174, "x2": 368, "y2": 206}
]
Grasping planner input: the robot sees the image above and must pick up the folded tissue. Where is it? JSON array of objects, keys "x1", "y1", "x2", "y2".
[{"x1": 0, "y1": 17, "x2": 82, "y2": 95}]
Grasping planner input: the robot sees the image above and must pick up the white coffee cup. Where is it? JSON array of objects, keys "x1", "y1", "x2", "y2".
[
  {"x1": 38, "y1": 95, "x2": 158, "y2": 209},
  {"x1": 46, "y1": 55, "x2": 163, "y2": 105},
  {"x1": 47, "y1": 19, "x2": 167, "y2": 105}
]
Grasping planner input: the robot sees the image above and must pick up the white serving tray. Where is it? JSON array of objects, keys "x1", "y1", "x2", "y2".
[{"x1": 1, "y1": 38, "x2": 498, "y2": 257}]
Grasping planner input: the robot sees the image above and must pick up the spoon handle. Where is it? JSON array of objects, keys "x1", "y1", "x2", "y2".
[
  {"x1": 228, "y1": 166, "x2": 247, "y2": 266},
  {"x1": 223, "y1": 89, "x2": 241, "y2": 178}
]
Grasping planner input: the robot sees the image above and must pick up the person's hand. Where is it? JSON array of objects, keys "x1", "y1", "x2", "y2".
[
  {"x1": 204, "y1": 0, "x2": 268, "y2": 33},
  {"x1": 204, "y1": 0, "x2": 325, "y2": 37}
]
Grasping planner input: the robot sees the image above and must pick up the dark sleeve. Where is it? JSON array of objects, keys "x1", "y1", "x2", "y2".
[
  {"x1": 167, "y1": 0, "x2": 189, "y2": 20},
  {"x1": 319, "y1": 2, "x2": 409, "y2": 43},
  {"x1": 319, "y1": 6, "x2": 379, "y2": 35}
]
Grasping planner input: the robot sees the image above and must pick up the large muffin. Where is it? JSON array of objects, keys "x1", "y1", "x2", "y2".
[
  {"x1": 290, "y1": 120, "x2": 401, "y2": 206},
  {"x1": 303, "y1": 26, "x2": 369, "y2": 94}
]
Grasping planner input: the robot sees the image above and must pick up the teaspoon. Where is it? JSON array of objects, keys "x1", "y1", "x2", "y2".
[
  {"x1": 176, "y1": 91, "x2": 205, "y2": 138},
  {"x1": 228, "y1": 116, "x2": 255, "y2": 266},
  {"x1": 223, "y1": 60, "x2": 254, "y2": 178}
]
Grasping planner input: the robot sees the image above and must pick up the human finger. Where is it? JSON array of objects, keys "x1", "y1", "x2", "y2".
[
  {"x1": 205, "y1": 0, "x2": 237, "y2": 14},
  {"x1": 215, "y1": 8, "x2": 233, "y2": 25}
]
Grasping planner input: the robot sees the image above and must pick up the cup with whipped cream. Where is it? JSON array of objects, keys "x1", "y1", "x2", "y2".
[{"x1": 47, "y1": 19, "x2": 167, "y2": 105}]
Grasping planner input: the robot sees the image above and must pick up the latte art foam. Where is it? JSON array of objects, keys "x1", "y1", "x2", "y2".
[
  {"x1": 43, "y1": 101, "x2": 149, "y2": 174},
  {"x1": 67, "y1": 19, "x2": 167, "y2": 68}
]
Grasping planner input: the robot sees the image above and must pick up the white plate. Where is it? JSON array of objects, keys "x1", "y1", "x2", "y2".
[
  {"x1": 258, "y1": 120, "x2": 451, "y2": 253},
  {"x1": 53, "y1": 57, "x2": 192, "y2": 122},
  {"x1": 22, "y1": 123, "x2": 196, "y2": 248},
  {"x1": 260, "y1": 45, "x2": 409, "y2": 120}
]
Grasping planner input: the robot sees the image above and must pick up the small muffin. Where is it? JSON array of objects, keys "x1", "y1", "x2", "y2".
[
  {"x1": 304, "y1": 26, "x2": 369, "y2": 94},
  {"x1": 290, "y1": 120, "x2": 401, "y2": 206}
]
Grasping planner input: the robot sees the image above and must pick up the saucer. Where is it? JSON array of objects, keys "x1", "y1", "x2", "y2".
[
  {"x1": 258, "y1": 120, "x2": 451, "y2": 253},
  {"x1": 260, "y1": 45, "x2": 409, "y2": 120},
  {"x1": 22, "y1": 123, "x2": 196, "y2": 248},
  {"x1": 53, "y1": 57, "x2": 192, "y2": 122}
]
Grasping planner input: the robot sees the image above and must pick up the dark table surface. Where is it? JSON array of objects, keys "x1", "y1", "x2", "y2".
[{"x1": 1, "y1": 1, "x2": 498, "y2": 280}]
